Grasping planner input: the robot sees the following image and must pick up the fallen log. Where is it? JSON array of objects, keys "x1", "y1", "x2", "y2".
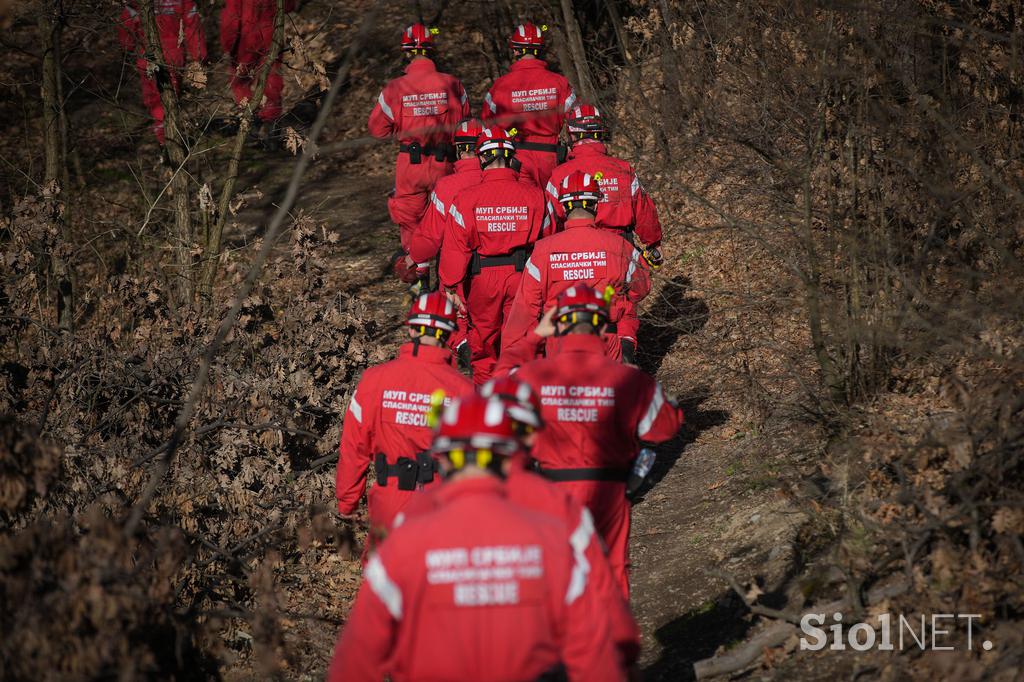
[{"x1": 693, "y1": 577, "x2": 910, "y2": 679}]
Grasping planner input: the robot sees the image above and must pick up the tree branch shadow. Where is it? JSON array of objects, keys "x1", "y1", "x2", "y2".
[{"x1": 637, "y1": 274, "x2": 710, "y2": 376}]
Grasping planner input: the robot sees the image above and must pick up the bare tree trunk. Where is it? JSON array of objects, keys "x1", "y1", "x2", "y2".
[
  {"x1": 138, "y1": 0, "x2": 193, "y2": 307},
  {"x1": 558, "y1": 0, "x2": 599, "y2": 105},
  {"x1": 199, "y1": 0, "x2": 286, "y2": 305},
  {"x1": 38, "y1": 0, "x2": 73, "y2": 330}
]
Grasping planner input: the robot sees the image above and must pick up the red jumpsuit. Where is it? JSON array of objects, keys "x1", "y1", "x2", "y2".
[
  {"x1": 483, "y1": 59, "x2": 576, "y2": 187},
  {"x1": 220, "y1": 0, "x2": 295, "y2": 123},
  {"x1": 395, "y1": 461, "x2": 642, "y2": 667},
  {"x1": 515, "y1": 334, "x2": 684, "y2": 596},
  {"x1": 336, "y1": 342, "x2": 471, "y2": 533},
  {"x1": 118, "y1": 0, "x2": 207, "y2": 144},
  {"x1": 546, "y1": 141, "x2": 663, "y2": 248},
  {"x1": 328, "y1": 476, "x2": 625, "y2": 681},
  {"x1": 500, "y1": 217, "x2": 652, "y2": 363},
  {"x1": 368, "y1": 59, "x2": 470, "y2": 250},
  {"x1": 438, "y1": 167, "x2": 552, "y2": 384}
]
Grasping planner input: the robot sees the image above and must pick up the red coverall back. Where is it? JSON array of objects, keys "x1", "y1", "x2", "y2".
[
  {"x1": 546, "y1": 141, "x2": 663, "y2": 249},
  {"x1": 483, "y1": 59, "x2": 576, "y2": 187},
  {"x1": 500, "y1": 217, "x2": 651, "y2": 363},
  {"x1": 394, "y1": 462, "x2": 642, "y2": 667},
  {"x1": 515, "y1": 334, "x2": 684, "y2": 596},
  {"x1": 368, "y1": 58, "x2": 470, "y2": 250},
  {"x1": 220, "y1": 0, "x2": 295, "y2": 123},
  {"x1": 438, "y1": 167, "x2": 552, "y2": 384},
  {"x1": 118, "y1": 0, "x2": 207, "y2": 144},
  {"x1": 408, "y1": 157, "x2": 481, "y2": 266},
  {"x1": 335, "y1": 343, "x2": 471, "y2": 532},
  {"x1": 328, "y1": 476, "x2": 625, "y2": 682}
]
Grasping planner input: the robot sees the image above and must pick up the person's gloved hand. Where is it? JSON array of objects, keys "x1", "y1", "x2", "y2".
[{"x1": 642, "y1": 245, "x2": 664, "y2": 269}]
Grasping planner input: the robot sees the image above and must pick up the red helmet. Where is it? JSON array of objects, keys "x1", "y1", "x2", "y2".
[
  {"x1": 453, "y1": 118, "x2": 485, "y2": 149},
  {"x1": 558, "y1": 170, "x2": 603, "y2": 207},
  {"x1": 432, "y1": 394, "x2": 521, "y2": 465},
  {"x1": 509, "y1": 22, "x2": 546, "y2": 51},
  {"x1": 476, "y1": 127, "x2": 516, "y2": 163},
  {"x1": 566, "y1": 103, "x2": 608, "y2": 136},
  {"x1": 406, "y1": 291, "x2": 458, "y2": 335},
  {"x1": 479, "y1": 377, "x2": 542, "y2": 430},
  {"x1": 401, "y1": 23, "x2": 435, "y2": 52},
  {"x1": 554, "y1": 284, "x2": 612, "y2": 327}
]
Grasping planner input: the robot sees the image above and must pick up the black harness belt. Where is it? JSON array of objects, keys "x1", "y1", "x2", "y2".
[
  {"x1": 399, "y1": 142, "x2": 455, "y2": 164},
  {"x1": 537, "y1": 466, "x2": 630, "y2": 483},
  {"x1": 374, "y1": 451, "x2": 438, "y2": 491},
  {"x1": 469, "y1": 246, "x2": 530, "y2": 275},
  {"x1": 516, "y1": 140, "x2": 559, "y2": 152}
]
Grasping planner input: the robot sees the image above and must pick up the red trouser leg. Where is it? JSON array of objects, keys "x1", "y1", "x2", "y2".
[
  {"x1": 136, "y1": 59, "x2": 165, "y2": 144},
  {"x1": 390, "y1": 154, "x2": 453, "y2": 251},
  {"x1": 515, "y1": 148, "x2": 559, "y2": 188},
  {"x1": 465, "y1": 264, "x2": 521, "y2": 385},
  {"x1": 560, "y1": 480, "x2": 632, "y2": 598}
]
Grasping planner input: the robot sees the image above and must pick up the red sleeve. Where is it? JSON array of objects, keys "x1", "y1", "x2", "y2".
[
  {"x1": 573, "y1": 507, "x2": 641, "y2": 666},
  {"x1": 634, "y1": 378, "x2": 683, "y2": 444},
  {"x1": 181, "y1": 1, "x2": 207, "y2": 62},
  {"x1": 500, "y1": 253, "x2": 545, "y2": 356},
  {"x1": 557, "y1": 531, "x2": 627, "y2": 681},
  {"x1": 368, "y1": 87, "x2": 397, "y2": 140},
  {"x1": 117, "y1": 9, "x2": 138, "y2": 52},
  {"x1": 624, "y1": 247, "x2": 651, "y2": 303},
  {"x1": 336, "y1": 380, "x2": 376, "y2": 515},
  {"x1": 327, "y1": 552, "x2": 401, "y2": 681},
  {"x1": 219, "y1": 0, "x2": 241, "y2": 56},
  {"x1": 455, "y1": 79, "x2": 471, "y2": 119},
  {"x1": 438, "y1": 199, "x2": 474, "y2": 289},
  {"x1": 409, "y1": 190, "x2": 446, "y2": 264},
  {"x1": 493, "y1": 331, "x2": 544, "y2": 376},
  {"x1": 631, "y1": 175, "x2": 662, "y2": 248}
]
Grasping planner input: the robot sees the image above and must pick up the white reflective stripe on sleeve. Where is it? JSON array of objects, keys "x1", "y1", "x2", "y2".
[
  {"x1": 393, "y1": 512, "x2": 406, "y2": 529},
  {"x1": 569, "y1": 507, "x2": 595, "y2": 556},
  {"x1": 460, "y1": 89, "x2": 468, "y2": 105},
  {"x1": 630, "y1": 176, "x2": 641, "y2": 197},
  {"x1": 525, "y1": 257, "x2": 541, "y2": 281},
  {"x1": 348, "y1": 390, "x2": 363, "y2": 422},
  {"x1": 449, "y1": 204, "x2": 465, "y2": 228},
  {"x1": 565, "y1": 512, "x2": 593, "y2": 605},
  {"x1": 484, "y1": 92, "x2": 496, "y2": 114},
  {"x1": 365, "y1": 554, "x2": 403, "y2": 620},
  {"x1": 546, "y1": 181, "x2": 558, "y2": 201},
  {"x1": 542, "y1": 211, "x2": 551, "y2": 233},
  {"x1": 377, "y1": 92, "x2": 394, "y2": 120},
  {"x1": 563, "y1": 90, "x2": 577, "y2": 113},
  {"x1": 431, "y1": 191, "x2": 445, "y2": 216},
  {"x1": 626, "y1": 250, "x2": 640, "y2": 283},
  {"x1": 637, "y1": 385, "x2": 666, "y2": 439}
]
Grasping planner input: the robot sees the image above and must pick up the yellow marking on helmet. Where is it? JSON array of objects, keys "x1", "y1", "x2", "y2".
[
  {"x1": 603, "y1": 285, "x2": 615, "y2": 304},
  {"x1": 427, "y1": 390, "x2": 446, "y2": 428},
  {"x1": 476, "y1": 449, "x2": 493, "y2": 468},
  {"x1": 449, "y1": 449, "x2": 465, "y2": 469}
]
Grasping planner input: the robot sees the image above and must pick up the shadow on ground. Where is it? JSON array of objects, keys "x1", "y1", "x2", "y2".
[{"x1": 636, "y1": 274, "x2": 710, "y2": 375}]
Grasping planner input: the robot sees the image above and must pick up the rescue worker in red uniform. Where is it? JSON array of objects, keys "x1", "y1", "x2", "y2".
[
  {"x1": 118, "y1": 0, "x2": 207, "y2": 145},
  {"x1": 220, "y1": 0, "x2": 296, "y2": 135},
  {"x1": 335, "y1": 292, "x2": 472, "y2": 540},
  {"x1": 483, "y1": 22, "x2": 576, "y2": 188},
  {"x1": 547, "y1": 105, "x2": 664, "y2": 263},
  {"x1": 328, "y1": 393, "x2": 625, "y2": 682},
  {"x1": 514, "y1": 286, "x2": 685, "y2": 596},
  {"x1": 501, "y1": 170, "x2": 651, "y2": 365},
  {"x1": 368, "y1": 24, "x2": 471, "y2": 259},
  {"x1": 438, "y1": 127, "x2": 553, "y2": 384}
]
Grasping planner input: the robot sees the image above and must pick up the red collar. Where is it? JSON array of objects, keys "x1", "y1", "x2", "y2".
[
  {"x1": 398, "y1": 341, "x2": 454, "y2": 364},
  {"x1": 454, "y1": 157, "x2": 479, "y2": 173},
  {"x1": 482, "y1": 167, "x2": 517, "y2": 182},
  {"x1": 405, "y1": 58, "x2": 438, "y2": 75},
  {"x1": 435, "y1": 475, "x2": 506, "y2": 504},
  {"x1": 552, "y1": 333, "x2": 606, "y2": 355},
  {"x1": 563, "y1": 217, "x2": 598, "y2": 230},
  {"x1": 569, "y1": 141, "x2": 608, "y2": 158},
  {"x1": 510, "y1": 59, "x2": 549, "y2": 72}
]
